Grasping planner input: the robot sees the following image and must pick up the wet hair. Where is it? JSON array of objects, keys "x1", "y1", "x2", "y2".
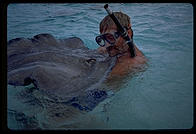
[{"x1": 100, "y1": 12, "x2": 131, "y2": 33}]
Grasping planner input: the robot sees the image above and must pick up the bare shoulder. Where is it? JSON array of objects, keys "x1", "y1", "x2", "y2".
[{"x1": 109, "y1": 44, "x2": 147, "y2": 78}]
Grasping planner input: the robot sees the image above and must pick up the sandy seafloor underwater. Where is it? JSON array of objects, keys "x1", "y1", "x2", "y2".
[{"x1": 7, "y1": 3, "x2": 193, "y2": 130}]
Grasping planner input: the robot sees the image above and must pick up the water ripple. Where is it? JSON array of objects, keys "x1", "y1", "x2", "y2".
[{"x1": 7, "y1": 3, "x2": 193, "y2": 129}]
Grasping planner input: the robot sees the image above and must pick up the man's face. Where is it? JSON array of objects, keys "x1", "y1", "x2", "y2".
[{"x1": 101, "y1": 26, "x2": 128, "y2": 57}]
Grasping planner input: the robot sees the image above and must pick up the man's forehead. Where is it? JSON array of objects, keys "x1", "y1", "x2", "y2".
[
  {"x1": 102, "y1": 26, "x2": 117, "y2": 33},
  {"x1": 105, "y1": 29, "x2": 117, "y2": 33}
]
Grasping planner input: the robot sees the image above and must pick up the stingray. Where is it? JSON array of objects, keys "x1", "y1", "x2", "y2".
[
  {"x1": 7, "y1": 34, "x2": 117, "y2": 129},
  {"x1": 8, "y1": 33, "x2": 116, "y2": 98},
  {"x1": 7, "y1": 33, "x2": 117, "y2": 102}
]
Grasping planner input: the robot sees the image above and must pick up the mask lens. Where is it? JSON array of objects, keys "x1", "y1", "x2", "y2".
[
  {"x1": 96, "y1": 36, "x2": 105, "y2": 46},
  {"x1": 105, "y1": 33, "x2": 115, "y2": 44}
]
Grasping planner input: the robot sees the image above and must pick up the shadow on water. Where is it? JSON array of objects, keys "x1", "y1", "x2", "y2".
[{"x1": 8, "y1": 83, "x2": 113, "y2": 129}]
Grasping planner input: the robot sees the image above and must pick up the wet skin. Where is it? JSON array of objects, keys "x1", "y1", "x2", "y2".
[{"x1": 97, "y1": 24, "x2": 147, "y2": 78}]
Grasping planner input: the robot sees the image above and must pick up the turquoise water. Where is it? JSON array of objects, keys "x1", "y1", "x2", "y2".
[{"x1": 7, "y1": 3, "x2": 193, "y2": 129}]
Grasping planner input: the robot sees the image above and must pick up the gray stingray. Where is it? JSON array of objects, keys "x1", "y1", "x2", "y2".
[
  {"x1": 7, "y1": 34, "x2": 117, "y2": 129},
  {"x1": 8, "y1": 33, "x2": 116, "y2": 100}
]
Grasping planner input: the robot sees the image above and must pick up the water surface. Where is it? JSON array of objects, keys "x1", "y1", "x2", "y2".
[{"x1": 7, "y1": 3, "x2": 193, "y2": 129}]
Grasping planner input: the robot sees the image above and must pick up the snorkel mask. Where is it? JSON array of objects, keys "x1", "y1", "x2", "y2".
[
  {"x1": 96, "y1": 4, "x2": 136, "y2": 58},
  {"x1": 95, "y1": 31, "x2": 121, "y2": 47}
]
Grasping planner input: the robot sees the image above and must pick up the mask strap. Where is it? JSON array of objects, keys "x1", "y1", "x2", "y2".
[{"x1": 124, "y1": 26, "x2": 133, "y2": 39}]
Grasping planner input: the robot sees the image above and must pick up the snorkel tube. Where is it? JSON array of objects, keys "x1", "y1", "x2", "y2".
[{"x1": 104, "y1": 4, "x2": 136, "y2": 58}]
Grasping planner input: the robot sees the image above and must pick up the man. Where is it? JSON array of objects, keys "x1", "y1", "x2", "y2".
[{"x1": 96, "y1": 12, "x2": 147, "y2": 78}]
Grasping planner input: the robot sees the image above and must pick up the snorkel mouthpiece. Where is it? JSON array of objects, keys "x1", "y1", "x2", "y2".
[{"x1": 104, "y1": 4, "x2": 136, "y2": 58}]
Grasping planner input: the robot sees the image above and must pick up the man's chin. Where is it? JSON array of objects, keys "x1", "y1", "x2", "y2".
[{"x1": 107, "y1": 46, "x2": 118, "y2": 57}]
